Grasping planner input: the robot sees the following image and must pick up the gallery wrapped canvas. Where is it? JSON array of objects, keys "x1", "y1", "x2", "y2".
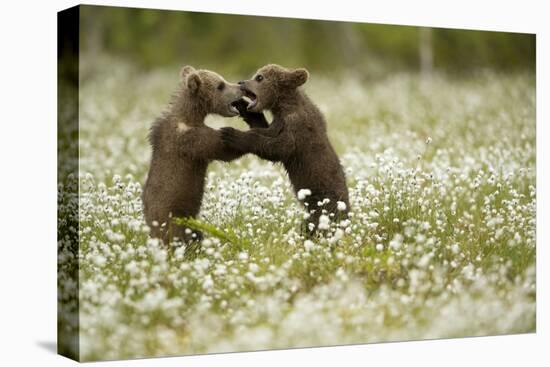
[{"x1": 58, "y1": 4, "x2": 536, "y2": 362}]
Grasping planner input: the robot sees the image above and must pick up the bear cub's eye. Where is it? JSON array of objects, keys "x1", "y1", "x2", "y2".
[
  {"x1": 217, "y1": 82, "x2": 225, "y2": 91},
  {"x1": 255, "y1": 75, "x2": 264, "y2": 82}
]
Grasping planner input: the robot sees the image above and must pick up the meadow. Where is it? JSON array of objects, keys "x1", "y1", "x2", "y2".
[{"x1": 59, "y1": 59, "x2": 536, "y2": 361}]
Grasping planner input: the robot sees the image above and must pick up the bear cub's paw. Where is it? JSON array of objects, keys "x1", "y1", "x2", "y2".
[
  {"x1": 221, "y1": 127, "x2": 248, "y2": 150},
  {"x1": 232, "y1": 98, "x2": 268, "y2": 128},
  {"x1": 231, "y1": 99, "x2": 250, "y2": 116}
]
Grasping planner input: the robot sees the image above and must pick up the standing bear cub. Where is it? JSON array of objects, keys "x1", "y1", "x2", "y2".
[
  {"x1": 143, "y1": 66, "x2": 268, "y2": 245},
  {"x1": 221, "y1": 64, "x2": 349, "y2": 234}
]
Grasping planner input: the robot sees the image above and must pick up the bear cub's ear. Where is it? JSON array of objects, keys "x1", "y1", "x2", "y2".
[
  {"x1": 180, "y1": 65, "x2": 196, "y2": 81},
  {"x1": 186, "y1": 72, "x2": 202, "y2": 94},
  {"x1": 282, "y1": 68, "x2": 309, "y2": 88}
]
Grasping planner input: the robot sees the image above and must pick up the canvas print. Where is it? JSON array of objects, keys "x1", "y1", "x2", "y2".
[{"x1": 57, "y1": 5, "x2": 536, "y2": 362}]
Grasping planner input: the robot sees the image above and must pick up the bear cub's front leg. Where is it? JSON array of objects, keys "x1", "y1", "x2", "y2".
[{"x1": 220, "y1": 127, "x2": 252, "y2": 153}]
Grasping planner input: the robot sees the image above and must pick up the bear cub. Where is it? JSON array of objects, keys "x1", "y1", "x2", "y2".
[
  {"x1": 221, "y1": 64, "x2": 349, "y2": 235},
  {"x1": 143, "y1": 66, "x2": 268, "y2": 245}
]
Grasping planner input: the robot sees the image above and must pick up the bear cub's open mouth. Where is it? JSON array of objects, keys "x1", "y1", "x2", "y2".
[
  {"x1": 229, "y1": 99, "x2": 240, "y2": 115},
  {"x1": 230, "y1": 89, "x2": 257, "y2": 114},
  {"x1": 241, "y1": 89, "x2": 258, "y2": 110}
]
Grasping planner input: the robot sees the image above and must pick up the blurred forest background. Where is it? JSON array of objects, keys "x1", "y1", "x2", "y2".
[{"x1": 79, "y1": 5, "x2": 535, "y2": 78}]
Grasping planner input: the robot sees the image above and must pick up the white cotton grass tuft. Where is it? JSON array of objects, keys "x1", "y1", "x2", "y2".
[
  {"x1": 337, "y1": 201, "x2": 347, "y2": 211},
  {"x1": 297, "y1": 188, "x2": 312, "y2": 200},
  {"x1": 318, "y1": 215, "x2": 331, "y2": 230},
  {"x1": 304, "y1": 240, "x2": 315, "y2": 251}
]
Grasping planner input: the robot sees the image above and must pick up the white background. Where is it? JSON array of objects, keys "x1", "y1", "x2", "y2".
[{"x1": 0, "y1": 0, "x2": 547, "y2": 365}]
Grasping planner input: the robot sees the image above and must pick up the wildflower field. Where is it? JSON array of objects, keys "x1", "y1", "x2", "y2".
[{"x1": 59, "y1": 61, "x2": 536, "y2": 361}]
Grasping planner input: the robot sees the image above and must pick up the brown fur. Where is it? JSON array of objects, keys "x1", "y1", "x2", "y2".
[
  {"x1": 142, "y1": 66, "x2": 268, "y2": 245},
  {"x1": 221, "y1": 64, "x2": 349, "y2": 235}
]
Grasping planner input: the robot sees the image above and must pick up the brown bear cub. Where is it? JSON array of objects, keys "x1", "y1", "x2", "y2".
[
  {"x1": 221, "y1": 64, "x2": 349, "y2": 235},
  {"x1": 143, "y1": 66, "x2": 268, "y2": 245}
]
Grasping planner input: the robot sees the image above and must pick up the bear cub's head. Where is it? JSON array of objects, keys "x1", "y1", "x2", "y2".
[
  {"x1": 238, "y1": 64, "x2": 309, "y2": 113},
  {"x1": 180, "y1": 65, "x2": 243, "y2": 117}
]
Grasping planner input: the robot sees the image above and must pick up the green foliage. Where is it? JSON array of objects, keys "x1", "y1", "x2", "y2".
[
  {"x1": 79, "y1": 5, "x2": 535, "y2": 76},
  {"x1": 173, "y1": 216, "x2": 251, "y2": 253}
]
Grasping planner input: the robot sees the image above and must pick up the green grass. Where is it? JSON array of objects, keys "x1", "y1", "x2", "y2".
[{"x1": 58, "y1": 59, "x2": 536, "y2": 361}]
